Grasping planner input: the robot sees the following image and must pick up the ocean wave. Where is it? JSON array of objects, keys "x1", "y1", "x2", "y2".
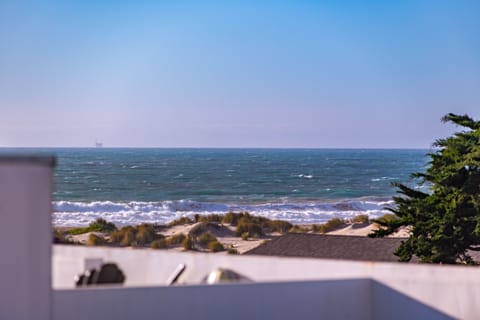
[
  {"x1": 371, "y1": 176, "x2": 398, "y2": 182},
  {"x1": 53, "y1": 198, "x2": 395, "y2": 226},
  {"x1": 298, "y1": 174, "x2": 314, "y2": 179}
]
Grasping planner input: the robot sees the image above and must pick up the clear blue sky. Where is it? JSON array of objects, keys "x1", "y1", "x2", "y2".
[{"x1": 0, "y1": 1, "x2": 479, "y2": 148}]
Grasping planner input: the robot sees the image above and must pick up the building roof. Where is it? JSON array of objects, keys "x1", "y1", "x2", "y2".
[{"x1": 245, "y1": 233, "x2": 408, "y2": 262}]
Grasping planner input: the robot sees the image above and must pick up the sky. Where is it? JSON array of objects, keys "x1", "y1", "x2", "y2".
[{"x1": 0, "y1": 1, "x2": 479, "y2": 148}]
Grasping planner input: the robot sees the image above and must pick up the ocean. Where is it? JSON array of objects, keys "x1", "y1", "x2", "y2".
[{"x1": 5, "y1": 148, "x2": 430, "y2": 226}]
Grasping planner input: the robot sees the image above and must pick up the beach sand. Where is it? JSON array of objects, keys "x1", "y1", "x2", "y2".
[{"x1": 64, "y1": 220, "x2": 410, "y2": 253}]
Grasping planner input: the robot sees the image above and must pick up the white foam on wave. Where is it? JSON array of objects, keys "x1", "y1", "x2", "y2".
[
  {"x1": 53, "y1": 198, "x2": 395, "y2": 226},
  {"x1": 298, "y1": 174, "x2": 314, "y2": 179},
  {"x1": 371, "y1": 176, "x2": 398, "y2": 182}
]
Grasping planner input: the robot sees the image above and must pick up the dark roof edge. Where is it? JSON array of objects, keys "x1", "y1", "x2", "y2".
[
  {"x1": 0, "y1": 155, "x2": 56, "y2": 168},
  {"x1": 279, "y1": 233, "x2": 409, "y2": 240},
  {"x1": 249, "y1": 233, "x2": 409, "y2": 241}
]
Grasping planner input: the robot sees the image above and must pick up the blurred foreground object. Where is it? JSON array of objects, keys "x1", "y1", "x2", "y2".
[
  {"x1": 203, "y1": 268, "x2": 251, "y2": 284},
  {"x1": 167, "y1": 263, "x2": 186, "y2": 285},
  {"x1": 0, "y1": 156, "x2": 55, "y2": 320},
  {"x1": 75, "y1": 263, "x2": 125, "y2": 287}
]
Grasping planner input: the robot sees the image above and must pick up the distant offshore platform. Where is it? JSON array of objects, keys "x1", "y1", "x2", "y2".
[{"x1": 95, "y1": 140, "x2": 103, "y2": 148}]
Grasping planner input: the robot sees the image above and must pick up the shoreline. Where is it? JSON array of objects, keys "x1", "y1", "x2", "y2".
[{"x1": 52, "y1": 196, "x2": 396, "y2": 227}]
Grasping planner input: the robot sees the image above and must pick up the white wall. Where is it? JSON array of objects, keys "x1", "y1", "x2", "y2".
[
  {"x1": 52, "y1": 245, "x2": 374, "y2": 288},
  {"x1": 53, "y1": 278, "x2": 458, "y2": 320},
  {"x1": 54, "y1": 279, "x2": 372, "y2": 320},
  {"x1": 53, "y1": 245, "x2": 480, "y2": 319},
  {"x1": 372, "y1": 280, "x2": 453, "y2": 320},
  {"x1": 0, "y1": 157, "x2": 54, "y2": 320}
]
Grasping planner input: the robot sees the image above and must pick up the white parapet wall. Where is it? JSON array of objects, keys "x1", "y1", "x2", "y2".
[
  {"x1": 53, "y1": 245, "x2": 480, "y2": 319},
  {"x1": 0, "y1": 156, "x2": 55, "y2": 320},
  {"x1": 54, "y1": 279, "x2": 374, "y2": 320}
]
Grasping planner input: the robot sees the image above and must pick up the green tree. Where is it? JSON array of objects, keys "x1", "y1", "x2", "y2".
[{"x1": 370, "y1": 113, "x2": 480, "y2": 264}]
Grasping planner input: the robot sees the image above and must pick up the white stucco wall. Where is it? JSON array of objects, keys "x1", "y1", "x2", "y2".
[
  {"x1": 54, "y1": 279, "x2": 373, "y2": 320},
  {"x1": 0, "y1": 157, "x2": 54, "y2": 320},
  {"x1": 52, "y1": 245, "x2": 480, "y2": 319}
]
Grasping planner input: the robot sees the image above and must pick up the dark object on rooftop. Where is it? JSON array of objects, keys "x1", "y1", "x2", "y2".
[
  {"x1": 75, "y1": 263, "x2": 125, "y2": 287},
  {"x1": 245, "y1": 233, "x2": 408, "y2": 262}
]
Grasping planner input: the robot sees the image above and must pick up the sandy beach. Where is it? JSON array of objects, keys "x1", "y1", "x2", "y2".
[{"x1": 60, "y1": 216, "x2": 411, "y2": 254}]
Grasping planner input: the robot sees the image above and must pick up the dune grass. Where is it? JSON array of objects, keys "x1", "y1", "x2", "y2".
[
  {"x1": 166, "y1": 233, "x2": 187, "y2": 246},
  {"x1": 207, "y1": 240, "x2": 224, "y2": 252},
  {"x1": 351, "y1": 214, "x2": 370, "y2": 224},
  {"x1": 87, "y1": 233, "x2": 106, "y2": 246},
  {"x1": 315, "y1": 218, "x2": 347, "y2": 234},
  {"x1": 67, "y1": 218, "x2": 117, "y2": 235},
  {"x1": 150, "y1": 238, "x2": 168, "y2": 249},
  {"x1": 61, "y1": 211, "x2": 381, "y2": 251},
  {"x1": 372, "y1": 213, "x2": 399, "y2": 225},
  {"x1": 110, "y1": 224, "x2": 162, "y2": 247}
]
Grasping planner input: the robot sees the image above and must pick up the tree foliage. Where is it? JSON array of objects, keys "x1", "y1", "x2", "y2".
[{"x1": 370, "y1": 113, "x2": 480, "y2": 264}]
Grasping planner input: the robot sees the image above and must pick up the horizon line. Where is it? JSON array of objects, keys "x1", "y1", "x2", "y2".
[{"x1": 0, "y1": 146, "x2": 434, "y2": 150}]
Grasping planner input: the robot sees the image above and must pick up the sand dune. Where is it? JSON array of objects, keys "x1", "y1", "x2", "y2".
[{"x1": 66, "y1": 221, "x2": 411, "y2": 254}]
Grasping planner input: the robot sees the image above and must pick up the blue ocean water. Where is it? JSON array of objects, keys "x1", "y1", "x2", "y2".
[{"x1": 3, "y1": 148, "x2": 430, "y2": 225}]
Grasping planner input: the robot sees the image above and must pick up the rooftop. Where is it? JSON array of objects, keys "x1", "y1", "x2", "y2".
[{"x1": 246, "y1": 233, "x2": 409, "y2": 262}]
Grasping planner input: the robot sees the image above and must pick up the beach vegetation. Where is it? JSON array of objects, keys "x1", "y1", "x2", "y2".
[
  {"x1": 229, "y1": 212, "x2": 292, "y2": 236},
  {"x1": 241, "y1": 232, "x2": 249, "y2": 240},
  {"x1": 87, "y1": 233, "x2": 106, "y2": 246},
  {"x1": 109, "y1": 227, "x2": 130, "y2": 244},
  {"x1": 370, "y1": 113, "x2": 480, "y2": 264},
  {"x1": 168, "y1": 216, "x2": 194, "y2": 226},
  {"x1": 199, "y1": 214, "x2": 222, "y2": 223},
  {"x1": 109, "y1": 229, "x2": 124, "y2": 243},
  {"x1": 197, "y1": 232, "x2": 217, "y2": 246},
  {"x1": 373, "y1": 213, "x2": 399, "y2": 225},
  {"x1": 317, "y1": 218, "x2": 346, "y2": 233},
  {"x1": 190, "y1": 211, "x2": 292, "y2": 235},
  {"x1": 182, "y1": 236, "x2": 195, "y2": 250},
  {"x1": 109, "y1": 226, "x2": 137, "y2": 246},
  {"x1": 288, "y1": 225, "x2": 308, "y2": 233},
  {"x1": 227, "y1": 248, "x2": 239, "y2": 254},
  {"x1": 120, "y1": 228, "x2": 136, "y2": 247},
  {"x1": 351, "y1": 214, "x2": 369, "y2": 224},
  {"x1": 135, "y1": 224, "x2": 159, "y2": 245},
  {"x1": 188, "y1": 222, "x2": 222, "y2": 239},
  {"x1": 166, "y1": 233, "x2": 187, "y2": 246},
  {"x1": 150, "y1": 238, "x2": 168, "y2": 249},
  {"x1": 265, "y1": 220, "x2": 293, "y2": 233},
  {"x1": 108, "y1": 223, "x2": 164, "y2": 247},
  {"x1": 235, "y1": 217, "x2": 264, "y2": 238},
  {"x1": 222, "y1": 212, "x2": 243, "y2": 226},
  {"x1": 207, "y1": 240, "x2": 224, "y2": 252},
  {"x1": 67, "y1": 218, "x2": 117, "y2": 235},
  {"x1": 53, "y1": 228, "x2": 75, "y2": 244}
]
